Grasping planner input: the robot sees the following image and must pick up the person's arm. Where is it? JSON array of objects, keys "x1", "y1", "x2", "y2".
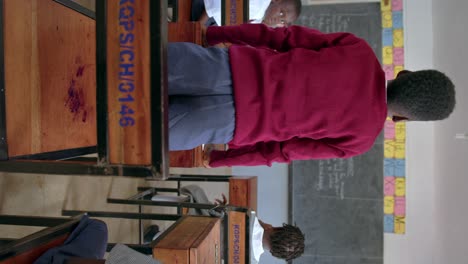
[
  {"x1": 208, "y1": 138, "x2": 358, "y2": 167},
  {"x1": 206, "y1": 23, "x2": 362, "y2": 51}
]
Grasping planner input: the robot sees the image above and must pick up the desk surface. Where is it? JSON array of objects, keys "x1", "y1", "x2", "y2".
[{"x1": 153, "y1": 216, "x2": 222, "y2": 264}]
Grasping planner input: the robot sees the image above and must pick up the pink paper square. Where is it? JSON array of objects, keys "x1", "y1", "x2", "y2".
[
  {"x1": 392, "y1": 0, "x2": 403, "y2": 11},
  {"x1": 384, "y1": 120, "x2": 395, "y2": 139},
  {"x1": 393, "y1": 47, "x2": 404, "y2": 66},
  {"x1": 383, "y1": 65, "x2": 394, "y2": 80},
  {"x1": 384, "y1": 177, "x2": 395, "y2": 196},
  {"x1": 394, "y1": 196, "x2": 406, "y2": 216}
]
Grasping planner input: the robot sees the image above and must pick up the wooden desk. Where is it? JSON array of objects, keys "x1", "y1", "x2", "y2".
[
  {"x1": 0, "y1": 0, "x2": 170, "y2": 179},
  {"x1": 153, "y1": 216, "x2": 221, "y2": 264}
]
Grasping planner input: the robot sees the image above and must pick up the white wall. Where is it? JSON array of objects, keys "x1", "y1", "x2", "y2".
[
  {"x1": 432, "y1": 0, "x2": 468, "y2": 263},
  {"x1": 384, "y1": 1, "x2": 436, "y2": 264},
  {"x1": 233, "y1": 164, "x2": 289, "y2": 264}
]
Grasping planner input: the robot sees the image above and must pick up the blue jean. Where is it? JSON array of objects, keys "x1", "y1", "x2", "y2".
[
  {"x1": 168, "y1": 43, "x2": 235, "y2": 150},
  {"x1": 34, "y1": 215, "x2": 108, "y2": 264}
]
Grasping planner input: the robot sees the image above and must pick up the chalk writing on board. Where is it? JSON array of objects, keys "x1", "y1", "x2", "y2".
[
  {"x1": 297, "y1": 14, "x2": 351, "y2": 33},
  {"x1": 316, "y1": 159, "x2": 354, "y2": 199}
]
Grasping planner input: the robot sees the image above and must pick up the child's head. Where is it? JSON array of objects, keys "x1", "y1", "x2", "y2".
[
  {"x1": 387, "y1": 69, "x2": 456, "y2": 122},
  {"x1": 262, "y1": 222, "x2": 305, "y2": 261},
  {"x1": 263, "y1": 0, "x2": 302, "y2": 27}
]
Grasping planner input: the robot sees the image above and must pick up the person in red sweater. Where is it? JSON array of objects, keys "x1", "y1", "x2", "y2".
[{"x1": 167, "y1": 24, "x2": 456, "y2": 167}]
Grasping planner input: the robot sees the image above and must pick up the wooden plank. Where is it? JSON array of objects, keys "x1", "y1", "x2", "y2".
[
  {"x1": 175, "y1": 0, "x2": 192, "y2": 22},
  {"x1": 153, "y1": 249, "x2": 189, "y2": 264},
  {"x1": 229, "y1": 177, "x2": 257, "y2": 210},
  {"x1": 4, "y1": 0, "x2": 96, "y2": 157},
  {"x1": 168, "y1": 22, "x2": 202, "y2": 43},
  {"x1": 190, "y1": 219, "x2": 220, "y2": 264},
  {"x1": 153, "y1": 216, "x2": 221, "y2": 263},
  {"x1": 227, "y1": 211, "x2": 246, "y2": 264},
  {"x1": 155, "y1": 217, "x2": 216, "y2": 249},
  {"x1": 170, "y1": 150, "x2": 195, "y2": 168},
  {"x1": 0, "y1": 234, "x2": 68, "y2": 264},
  {"x1": 106, "y1": 0, "x2": 151, "y2": 165}
]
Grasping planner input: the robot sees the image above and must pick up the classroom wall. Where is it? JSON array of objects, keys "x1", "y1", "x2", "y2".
[
  {"x1": 386, "y1": 1, "x2": 468, "y2": 263},
  {"x1": 432, "y1": 0, "x2": 468, "y2": 263},
  {"x1": 383, "y1": 1, "x2": 436, "y2": 264}
]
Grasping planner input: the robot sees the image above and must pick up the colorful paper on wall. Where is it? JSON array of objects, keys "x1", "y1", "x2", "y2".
[{"x1": 382, "y1": 0, "x2": 406, "y2": 234}]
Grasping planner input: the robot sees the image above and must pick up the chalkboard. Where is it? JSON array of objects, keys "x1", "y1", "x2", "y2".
[
  {"x1": 294, "y1": 3, "x2": 382, "y2": 63},
  {"x1": 289, "y1": 3, "x2": 384, "y2": 264}
]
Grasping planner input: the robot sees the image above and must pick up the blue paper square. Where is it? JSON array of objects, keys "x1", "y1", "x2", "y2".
[
  {"x1": 382, "y1": 28, "x2": 393, "y2": 46},
  {"x1": 395, "y1": 159, "x2": 405, "y2": 177},
  {"x1": 384, "y1": 158, "x2": 395, "y2": 176},
  {"x1": 384, "y1": 214, "x2": 395, "y2": 233},
  {"x1": 393, "y1": 11, "x2": 403, "y2": 29}
]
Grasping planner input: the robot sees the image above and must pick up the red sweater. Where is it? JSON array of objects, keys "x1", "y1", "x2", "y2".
[{"x1": 206, "y1": 24, "x2": 387, "y2": 167}]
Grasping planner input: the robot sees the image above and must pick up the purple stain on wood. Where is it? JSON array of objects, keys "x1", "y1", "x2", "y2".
[
  {"x1": 65, "y1": 65, "x2": 88, "y2": 122},
  {"x1": 76, "y1": 65, "x2": 85, "y2": 77},
  {"x1": 82, "y1": 110, "x2": 88, "y2": 123}
]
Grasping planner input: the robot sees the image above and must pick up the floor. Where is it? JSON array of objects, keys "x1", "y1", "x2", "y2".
[{"x1": 0, "y1": 167, "x2": 230, "y2": 244}]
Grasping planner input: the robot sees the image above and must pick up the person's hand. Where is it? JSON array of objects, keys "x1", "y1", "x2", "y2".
[
  {"x1": 202, "y1": 144, "x2": 214, "y2": 168},
  {"x1": 214, "y1": 193, "x2": 227, "y2": 206},
  {"x1": 213, "y1": 42, "x2": 232, "y2": 48},
  {"x1": 198, "y1": 11, "x2": 209, "y2": 47},
  {"x1": 201, "y1": 24, "x2": 209, "y2": 47},
  {"x1": 209, "y1": 193, "x2": 227, "y2": 218}
]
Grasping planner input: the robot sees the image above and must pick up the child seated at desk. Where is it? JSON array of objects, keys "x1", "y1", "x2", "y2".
[
  {"x1": 192, "y1": 0, "x2": 302, "y2": 28},
  {"x1": 251, "y1": 214, "x2": 305, "y2": 262}
]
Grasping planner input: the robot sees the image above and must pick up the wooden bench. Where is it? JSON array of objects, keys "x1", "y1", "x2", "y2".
[{"x1": 0, "y1": 215, "x2": 82, "y2": 264}]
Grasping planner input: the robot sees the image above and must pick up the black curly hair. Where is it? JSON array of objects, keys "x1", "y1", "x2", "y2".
[
  {"x1": 387, "y1": 69, "x2": 456, "y2": 121},
  {"x1": 269, "y1": 223, "x2": 305, "y2": 261}
]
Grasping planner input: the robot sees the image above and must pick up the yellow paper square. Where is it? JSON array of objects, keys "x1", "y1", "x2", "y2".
[
  {"x1": 384, "y1": 139, "x2": 395, "y2": 158},
  {"x1": 382, "y1": 11, "x2": 393, "y2": 28},
  {"x1": 381, "y1": 0, "x2": 391, "y2": 11},
  {"x1": 394, "y1": 140, "x2": 405, "y2": 159},
  {"x1": 394, "y1": 216, "x2": 406, "y2": 234},
  {"x1": 393, "y1": 29, "x2": 404, "y2": 47},
  {"x1": 383, "y1": 46, "x2": 393, "y2": 65},
  {"x1": 395, "y1": 122, "x2": 406, "y2": 140},
  {"x1": 394, "y1": 65, "x2": 405, "y2": 78},
  {"x1": 384, "y1": 196, "x2": 395, "y2": 214},
  {"x1": 395, "y1": 178, "x2": 406, "y2": 196}
]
